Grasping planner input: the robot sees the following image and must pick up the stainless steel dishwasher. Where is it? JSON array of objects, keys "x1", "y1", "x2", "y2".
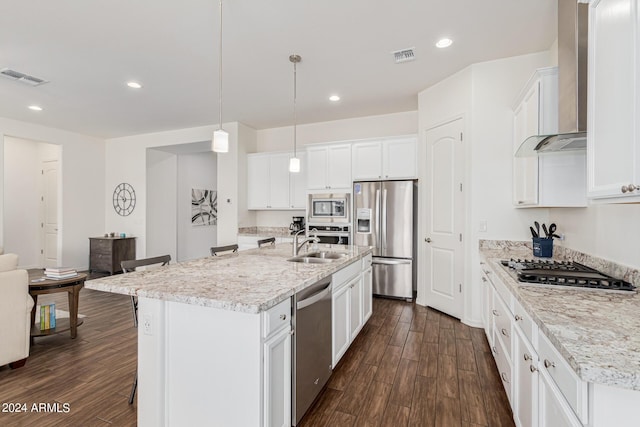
[{"x1": 292, "y1": 277, "x2": 332, "y2": 425}]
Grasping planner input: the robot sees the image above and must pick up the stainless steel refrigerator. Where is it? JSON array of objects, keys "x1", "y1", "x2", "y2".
[{"x1": 353, "y1": 180, "x2": 416, "y2": 300}]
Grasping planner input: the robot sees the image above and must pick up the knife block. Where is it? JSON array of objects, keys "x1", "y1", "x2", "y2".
[{"x1": 532, "y1": 237, "x2": 553, "y2": 258}]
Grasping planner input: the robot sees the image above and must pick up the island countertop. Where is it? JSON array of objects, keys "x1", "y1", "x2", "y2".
[
  {"x1": 480, "y1": 242, "x2": 640, "y2": 391},
  {"x1": 85, "y1": 243, "x2": 373, "y2": 314}
]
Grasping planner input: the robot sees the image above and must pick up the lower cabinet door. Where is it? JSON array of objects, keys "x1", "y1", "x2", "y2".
[
  {"x1": 332, "y1": 284, "x2": 351, "y2": 367},
  {"x1": 538, "y1": 368, "x2": 581, "y2": 427},
  {"x1": 362, "y1": 267, "x2": 373, "y2": 323},
  {"x1": 264, "y1": 327, "x2": 292, "y2": 427},
  {"x1": 514, "y1": 328, "x2": 538, "y2": 427},
  {"x1": 349, "y1": 276, "x2": 363, "y2": 341}
]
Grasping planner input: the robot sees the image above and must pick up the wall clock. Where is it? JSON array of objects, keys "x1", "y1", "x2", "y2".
[{"x1": 113, "y1": 182, "x2": 136, "y2": 216}]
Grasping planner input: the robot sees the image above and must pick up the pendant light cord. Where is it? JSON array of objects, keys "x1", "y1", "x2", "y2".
[
  {"x1": 219, "y1": 0, "x2": 223, "y2": 131},
  {"x1": 293, "y1": 58, "x2": 297, "y2": 157}
]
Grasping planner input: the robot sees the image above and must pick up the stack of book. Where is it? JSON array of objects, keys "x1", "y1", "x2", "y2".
[
  {"x1": 45, "y1": 267, "x2": 78, "y2": 280},
  {"x1": 40, "y1": 303, "x2": 56, "y2": 330}
]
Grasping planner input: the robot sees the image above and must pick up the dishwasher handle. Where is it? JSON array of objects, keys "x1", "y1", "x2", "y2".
[{"x1": 297, "y1": 283, "x2": 332, "y2": 310}]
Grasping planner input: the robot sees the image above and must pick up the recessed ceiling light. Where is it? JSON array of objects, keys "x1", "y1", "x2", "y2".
[
  {"x1": 28, "y1": 105, "x2": 43, "y2": 111},
  {"x1": 436, "y1": 38, "x2": 453, "y2": 49},
  {"x1": 329, "y1": 95, "x2": 340, "y2": 102},
  {"x1": 127, "y1": 81, "x2": 142, "y2": 89}
]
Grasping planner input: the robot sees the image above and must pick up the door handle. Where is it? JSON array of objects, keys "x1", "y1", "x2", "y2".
[{"x1": 425, "y1": 238, "x2": 432, "y2": 243}]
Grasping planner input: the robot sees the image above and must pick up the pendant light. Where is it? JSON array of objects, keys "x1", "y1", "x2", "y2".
[
  {"x1": 212, "y1": 0, "x2": 229, "y2": 153},
  {"x1": 289, "y1": 54, "x2": 301, "y2": 173}
]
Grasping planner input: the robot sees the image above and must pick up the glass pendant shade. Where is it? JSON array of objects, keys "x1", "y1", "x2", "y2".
[
  {"x1": 212, "y1": 129, "x2": 229, "y2": 153},
  {"x1": 289, "y1": 156, "x2": 300, "y2": 173}
]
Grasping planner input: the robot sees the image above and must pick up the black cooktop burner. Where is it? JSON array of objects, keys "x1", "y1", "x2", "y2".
[{"x1": 500, "y1": 259, "x2": 636, "y2": 292}]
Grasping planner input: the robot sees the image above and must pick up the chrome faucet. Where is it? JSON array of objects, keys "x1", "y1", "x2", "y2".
[{"x1": 292, "y1": 228, "x2": 320, "y2": 256}]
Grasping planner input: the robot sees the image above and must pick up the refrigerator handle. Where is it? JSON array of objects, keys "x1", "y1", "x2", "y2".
[
  {"x1": 381, "y1": 188, "x2": 387, "y2": 253},
  {"x1": 375, "y1": 188, "x2": 380, "y2": 248}
]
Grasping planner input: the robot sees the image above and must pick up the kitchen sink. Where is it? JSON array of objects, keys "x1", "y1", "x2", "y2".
[
  {"x1": 287, "y1": 251, "x2": 347, "y2": 264},
  {"x1": 287, "y1": 257, "x2": 333, "y2": 264}
]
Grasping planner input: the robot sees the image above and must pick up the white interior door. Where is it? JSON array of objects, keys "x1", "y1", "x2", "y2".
[
  {"x1": 41, "y1": 160, "x2": 59, "y2": 267},
  {"x1": 423, "y1": 118, "x2": 464, "y2": 319}
]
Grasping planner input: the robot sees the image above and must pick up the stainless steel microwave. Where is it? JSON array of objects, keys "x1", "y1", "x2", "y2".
[{"x1": 307, "y1": 193, "x2": 350, "y2": 224}]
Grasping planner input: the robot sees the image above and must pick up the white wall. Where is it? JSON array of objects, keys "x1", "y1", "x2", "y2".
[
  {"x1": 417, "y1": 51, "x2": 553, "y2": 325},
  {"x1": 106, "y1": 122, "x2": 254, "y2": 257},
  {"x1": 0, "y1": 117, "x2": 105, "y2": 269},
  {"x1": 253, "y1": 111, "x2": 418, "y2": 228},
  {"x1": 147, "y1": 149, "x2": 178, "y2": 261},
  {"x1": 177, "y1": 152, "x2": 217, "y2": 261}
]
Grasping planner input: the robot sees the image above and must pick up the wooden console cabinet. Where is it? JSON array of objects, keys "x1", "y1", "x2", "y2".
[{"x1": 89, "y1": 237, "x2": 136, "y2": 275}]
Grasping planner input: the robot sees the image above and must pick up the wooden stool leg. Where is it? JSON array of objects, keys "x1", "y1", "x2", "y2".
[{"x1": 9, "y1": 358, "x2": 27, "y2": 369}]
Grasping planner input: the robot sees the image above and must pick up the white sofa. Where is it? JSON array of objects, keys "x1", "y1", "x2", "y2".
[{"x1": 0, "y1": 253, "x2": 33, "y2": 368}]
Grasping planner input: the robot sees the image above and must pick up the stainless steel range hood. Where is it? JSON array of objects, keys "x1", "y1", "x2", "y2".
[{"x1": 516, "y1": 0, "x2": 588, "y2": 157}]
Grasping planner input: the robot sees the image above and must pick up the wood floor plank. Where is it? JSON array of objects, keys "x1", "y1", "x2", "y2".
[
  {"x1": 378, "y1": 314, "x2": 400, "y2": 336},
  {"x1": 328, "y1": 350, "x2": 365, "y2": 391},
  {"x1": 374, "y1": 345, "x2": 403, "y2": 385},
  {"x1": 409, "y1": 375, "x2": 436, "y2": 427},
  {"x1": 458, "y1": 370, "x2": 489, "y2": 426},
  {"x1": 299, "y1": 388, "x2": 344, "y2": 427},
  {"x1": 470, "y1": 328, "x2": 491, "y2": 353},
  {"x1": 456, "y1": 339, "x2": 477, "y2": 372},
  {"x1": 454, "y1": 320, "x2": 471, "y2": 340},
  {"x1": 326, "y1": 410, "x2": 356, "y2": 426},
  {"x1": 423, "y1": 321, "x2": 440, "y2": 343},
  {"x1": 388, "y1": 358, "x2": 418, "y2": 407},
  {"x1": 474, "y1": 350, "x2": 503, "y2": 391},
  {"x1": 380, "y1": 403, "x2": 411, "y2": 427},
  {"x1": 401, "y1": 331, "x2": 423, "y2": 361},
  {"x1": 389, "y1": 321, "x2": 411, "y2": 347},
  {"x1": 335, "y1": 363, "x2": 378, "y2": 416},
  {"x1": 417, "y1": 342, "x2": 439, "y2": 378},
  {"x1": 482, "y1": 390, "x2": 515, "y2": 427},
  {"x1": 435, "y1": 395, "x2": 462, "y2": 427},
  {"x1": 363, "y1": 333, "x2": 391, "y2": 366},
  {"x1": 439, "y1": 327, "x2": 456, "y2": 357},
  {"x1": 436, "y1": 354, "x2": 459, "y2": 399},
  {"x1": 409, "y1": 312, "x2": 427, "y2": 333},
  {"x1": 356, "y1": 380, "x2": 392, "y2": 427},
  {"x1": 399, "y1": 305, "x2": 414, "y2": 323}
]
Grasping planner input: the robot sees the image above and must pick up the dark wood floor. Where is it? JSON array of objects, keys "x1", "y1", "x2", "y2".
[
  {"x1": 0, "y1": 288, "x2": 513, "y2": 427},
  {"x1": 299, "y1": 298, "x2": 515, "y2": 427}
]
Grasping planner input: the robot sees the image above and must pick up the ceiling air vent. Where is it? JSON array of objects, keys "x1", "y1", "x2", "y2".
[
  {"x1": 392, "y1": 48, "x2": 415, "y2": 64},
  {"x1": 0, "y1": 68, "x2": 48, "y2": 86}
]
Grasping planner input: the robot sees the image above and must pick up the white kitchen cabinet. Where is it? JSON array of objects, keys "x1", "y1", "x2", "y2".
[
  {"x1": 247, "y1": 152, "x2": 304, "y2": 210},
  {"x1": 512, "y1": 67, "x2": 587, "y2": 208},
  {"x1": 351, "y1": 136, "x2": 418, "y2": 181},
  {"x1": 514, "y1": 327, "x2": 538, "y2": 427},
  {"x1": 332, "y1": 280, "x2": 350, "y2": 366},
  {"x1": 480, "y1": 268, "x2": 494, "y2": 346},
  {"x1": 306, "y1": 144, "x2": 352, "y2": 191},
  {"x1": 362, "y1": 266, "x2": 372, "y2": 323},
  {"x1": 539, "y1": 367, "x2": 582, "y2": 427},
  {"x1": 587, "y1": 0, "x2": 640, "y2": 201},
  {"x1": 263, "y1": 324, "x2": 292, "y2": 427},
  {"x1": 348, "y1": 275, "x2": 363, "y2": 341}
]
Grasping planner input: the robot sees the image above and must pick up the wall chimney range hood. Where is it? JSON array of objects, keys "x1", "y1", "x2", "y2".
[{"x1": 516, "y1": 0, "x2": 589, "y2": 157}]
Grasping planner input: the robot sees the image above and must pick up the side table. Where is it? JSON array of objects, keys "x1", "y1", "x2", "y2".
[{"x1": 89, "y1": 236, "x2": 136, "y2": 275}]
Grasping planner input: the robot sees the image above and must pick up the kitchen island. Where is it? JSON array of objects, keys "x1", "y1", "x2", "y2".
[
  {"x1": 86, "y1": 243, "x2": 373, "y2": 427},
  {"x1": 479, "y1": 240, "x2": 640, "y2": 427}
]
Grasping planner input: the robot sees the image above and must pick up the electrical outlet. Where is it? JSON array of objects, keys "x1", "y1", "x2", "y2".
[
  {"x1": 479, "y1": 220, "x2": 488, "y2": 232},
  {"x1": 143, "y1": 313, "x2": 153, "y2": 335}
]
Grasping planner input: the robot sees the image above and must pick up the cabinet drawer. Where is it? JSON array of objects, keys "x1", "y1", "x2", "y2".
[
  {"x1": 362, "y1": 254, "x2": 372, "y2": 270},
  {"x1": 538, "y1": 331, "x2": 588, "y2": 424},
  {"x1": 90, "y1": 239, "x2": 113, "y2": 254},
  {"x1": 332, "y1": 261, "x2": 361, "y2": 292},
  {"x1": 494, "y1": 336, "x2": 512, "y2": 404},
  {"x1": 263, "y1": 298, "x2": 291, "y2": 338},
  {"x1": 492, "y1": 291, "x2": 512, "y2": 359},
  {"x1": 513, "y1": 297, "x2": 537, "y2": 346}
]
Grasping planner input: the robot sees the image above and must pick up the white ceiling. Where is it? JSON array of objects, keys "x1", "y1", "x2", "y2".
[{"x1": 0, "y1": 0, "x2": 557, "y2": 139}]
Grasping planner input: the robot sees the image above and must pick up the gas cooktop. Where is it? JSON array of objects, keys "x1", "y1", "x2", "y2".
[{"x1": 500, "y1": 259, "x2": 636, "y2": 292}]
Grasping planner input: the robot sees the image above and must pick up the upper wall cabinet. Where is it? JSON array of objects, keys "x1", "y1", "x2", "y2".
[
  {"x1": 512, "y1": 67, "x2": 587, "y2": 207},
  {"x1": 247, "y1": 151, "x2": 306, "y2": 210},
  {"x1": 587, "y1": 0, "x2": 640, "y2": 201},
  {"x1": 306, "y1": 144, "x2": 352, "y2": 191},
  {"x1": 352, "y1": 136, "x2": 417, "y2": 181}
]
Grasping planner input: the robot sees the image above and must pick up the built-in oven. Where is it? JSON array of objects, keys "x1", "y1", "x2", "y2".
[
  {"x1": 307, "y1": 193, "x2": 350, "y2": 224},
  {"x1": 307, "y1": 225, "x2": 351, "y2": 245}
]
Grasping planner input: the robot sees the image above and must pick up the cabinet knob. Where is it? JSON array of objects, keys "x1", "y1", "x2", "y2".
[
  {"x1": 501, "y1": 328, "x2": 509, "y2": 337},
  {"x1": 514, "y1": 314, "x2": 522, "y2": 321},
  {"x1": 279, "y1": 314, "x2": 287, "y2": 320},
  {"x1": 543, "y1": 359, "x2": 555, "y2": 369},
  {"x1": 481, "y1": 276, "x2": 487, "y2": 283},
  {"x1": 425, "y1": 238, "x2": 432, "y2": 243},
  {"x1": 492, "y1": 346, "x2": 497, "y2": 354},
  {"x1": 530, "y1": 365, "x2": 538, "y2": 373},
  {"x1": 501, "y1": 372, "x2": 509, "y2": 384},
  {"x1": 523, "y1": 353, "x2": 532, "y2": 361},
  {"x1": 622, "y1": 184, "x2": 639, "y2": 193},
  {"x1": 492, "y1": 309, "x2": 499, "y2": 316}
]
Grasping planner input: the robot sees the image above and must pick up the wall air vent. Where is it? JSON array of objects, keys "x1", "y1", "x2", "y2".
[
  {"x1": 392, "y1": 48, "x2": 415, "y2": 64},
  {"x1": 0, "y1": 68, "x2": 48, "y2": 86}
]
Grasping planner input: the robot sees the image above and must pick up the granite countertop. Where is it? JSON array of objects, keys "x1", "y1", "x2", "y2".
[
  {"x1": 480, "y1": 241, "x2": 640, "y2": 391},
  {"x1": 85, "y1": 243, "x2": 372, "y2": 314}
]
